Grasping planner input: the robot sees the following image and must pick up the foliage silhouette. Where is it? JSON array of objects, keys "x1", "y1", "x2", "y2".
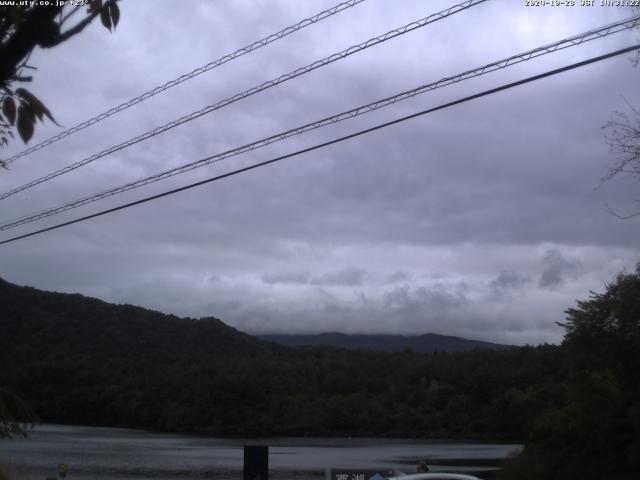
[{"x1": 0, "y1": 0, "x2": 120, "y2": 160}]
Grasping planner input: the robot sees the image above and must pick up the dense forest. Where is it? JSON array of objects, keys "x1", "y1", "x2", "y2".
[
  {"x1": 1, "y1": 345, "x2": 564, "y2": 438},
  {"x1": 1, "y1": 267, "x2": 639, "y2": 479}
]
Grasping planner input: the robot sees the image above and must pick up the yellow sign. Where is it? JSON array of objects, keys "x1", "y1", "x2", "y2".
[{"x1": 58, "y1": 464, "x2": 67, "y2": 478}]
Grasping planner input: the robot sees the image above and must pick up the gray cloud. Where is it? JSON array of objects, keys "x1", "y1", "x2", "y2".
[
  {"x1": 489, "y1": 270, "x2": 531, "y2": 300},
  {"x1": 539, "y1": 249, "x2": 582, "y2": 288},
  {"x1": 312, "y1": 268, "x2": 368, "y2": 286},
  {"x1": 262, "y1": 271, "x2": 311, "y2": 285},
  {"x1": 491, "y1": 271, "x2": 531, "y2": 291},
  {"x1": 385, "y1": 270, "x2": 412, "y2": 283},
  {"x1": 263, "y1": 267, "x2": 367, "y2": 286}
]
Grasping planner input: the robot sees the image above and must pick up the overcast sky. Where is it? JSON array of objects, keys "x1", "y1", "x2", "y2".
[{"x1": 1, "y1": 0, "x2": 639, "y2": 345}]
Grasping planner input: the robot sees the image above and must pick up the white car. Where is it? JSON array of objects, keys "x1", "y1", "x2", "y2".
[{"x1": 388, "y1": 474, "x2": 482, "y2": 480}]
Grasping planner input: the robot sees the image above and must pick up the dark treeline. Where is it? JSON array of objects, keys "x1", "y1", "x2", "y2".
[{"x1": 1, "y1": 345, "x2": 564, "y2": 438}]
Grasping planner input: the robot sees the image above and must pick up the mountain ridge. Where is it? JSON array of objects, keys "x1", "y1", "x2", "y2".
[
  {"x1": 0, "y1": 275, "x2": 509, "y2": 366},
  {"x1": 259, "y1": 331, "x2": 511, "y2": 353},
  {"x1": 0, "y1": 276, "x2": 285, "y2": 365}
]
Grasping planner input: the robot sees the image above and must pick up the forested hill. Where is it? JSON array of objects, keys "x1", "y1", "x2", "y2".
[
  {"x1": 0, "y1": 277, "x2": 285, "y2": 365},
  {"x1": 260, "y1": 332, "x2": 510, "y2": 352}
]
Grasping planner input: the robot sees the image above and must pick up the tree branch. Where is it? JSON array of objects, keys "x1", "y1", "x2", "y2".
[
  {"x1": 55, "y1": 0, "x2": 118, "y2": 45},
  {"x1": 59, "y1": 5, "x2": 81, "y2": 27},
  {"x1": 0, "y1": 6, "x2": 62, "y2": 84},
  {"x1": 606, "y1": 203, "x2": 640, "y2": 220}
]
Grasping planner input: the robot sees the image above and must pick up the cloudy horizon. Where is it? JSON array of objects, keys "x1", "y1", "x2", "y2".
[{"x1": 1, "y1": 0, "x2": 639, "y2": 345}]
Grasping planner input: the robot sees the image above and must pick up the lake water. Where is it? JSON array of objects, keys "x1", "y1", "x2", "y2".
[{"x1": 0, "y1": 425, "x2": 521, "y2": 480}]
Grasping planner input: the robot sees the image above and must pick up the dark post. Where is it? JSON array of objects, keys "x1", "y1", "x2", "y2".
[{"x1": 243, "y1": 445, "x2": 268, "y2": 480}]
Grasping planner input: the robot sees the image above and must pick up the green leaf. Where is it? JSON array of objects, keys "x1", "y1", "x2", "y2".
[
  {"x1": 15, "y1": 88, "x2": 58, "y2": 125},
  {"x1": 15, "y1": 88, "x2": 35, "y2": 103},
  {"x1": 17, "y1": 104, "x2": 34, "y2": 143},
  {"x1": 109, "y1": 2, "x2": 120, "y2": 29},
  {"x1": 100, "y1": 6, "x2": 112, "y2": 31},
  {"x1": 2, "y1": 97, "x2": 16, "y2": 125}
]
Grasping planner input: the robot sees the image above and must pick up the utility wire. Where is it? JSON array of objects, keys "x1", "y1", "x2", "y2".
[
  {"x1": 2, "y1": 15, "x2": 638, "y2": 231},
  {"x1": 0, "y1": 0, "x2": 487, "y2": 201},
  {"x1": 1, "y1": 44, "x2": 638, "y2": 247},
  {"x1": 1, "y1": 0, "x2": 368, "y2": 166}
]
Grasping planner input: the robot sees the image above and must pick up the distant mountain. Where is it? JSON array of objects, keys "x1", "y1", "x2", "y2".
[
  {"x1": 0, "y1": 277, "x2": 285, "y2": 365},
  {"x1": 259, "y1": 332, "x2": 511, "y2": 353}
]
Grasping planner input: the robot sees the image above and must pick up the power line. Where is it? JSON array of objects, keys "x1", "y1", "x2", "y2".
[
  {"x1": 1, "y1": 0, "x2": 368, "y2": 166},
  {"x1": 1, "y1": 44, "x2": 637, "y2": 247},
  {"x1": 2, "y1": 15, "x2": 638, "y2": 231},
  {"x1": 0, "y1": 0, "x2": 487, "y2": 201}
]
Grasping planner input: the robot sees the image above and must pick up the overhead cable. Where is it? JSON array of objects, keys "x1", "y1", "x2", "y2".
[
  {"x1": 0, "y1": 0, "x2": 487, "y2": 201},
  {"x1": 1, "y1": 0, "x2": 368, "y2": 166},
  {"x1": 2, "y1": 15, "x2": 638, "y2": 231},
  {"x1": 1, "y1": 44, "x2": 638, "y2": 246}
]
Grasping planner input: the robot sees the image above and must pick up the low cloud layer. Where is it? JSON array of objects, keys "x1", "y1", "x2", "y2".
[{"x1": 263, "y1": 267, "x2": 367, "y2": 286}]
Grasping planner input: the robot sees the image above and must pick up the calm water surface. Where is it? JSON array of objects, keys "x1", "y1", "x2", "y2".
[{"x1": 0, "y1": 425, "x2": 521, "y2": 480}]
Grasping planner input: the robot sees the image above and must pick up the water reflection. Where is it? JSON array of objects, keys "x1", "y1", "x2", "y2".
[{"x1": 0, "y1": 425, "x2": 521, "y2": 480}]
